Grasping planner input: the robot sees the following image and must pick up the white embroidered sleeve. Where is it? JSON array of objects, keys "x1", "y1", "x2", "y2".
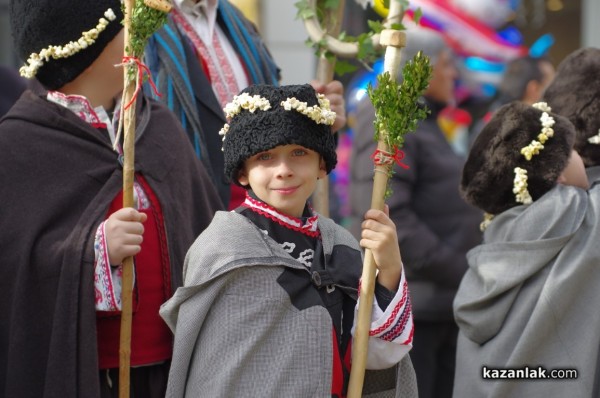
[
  {"x1": 93, "y1": 221, "x2": 123, "y2": 311},
  {"x1": 353, "y1": 269, "x2": 414, "y2": 370},
  {"x1": 93, "y1": 180, "x2": 147, "y2": 312}
]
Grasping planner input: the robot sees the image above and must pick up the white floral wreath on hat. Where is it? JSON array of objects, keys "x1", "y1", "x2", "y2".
[
  {"x1": 218, "y1": 92, "x2": 336, "y2": 150},
  {"x1": 513, "y1": 102, "x2": 555, "y2": 205},
  {"x1": 19, "y1": 8, "x2": 117, "y2": 79},
  {"x1": 482, "y1": 102, "x2": 556, "y2": 232}
]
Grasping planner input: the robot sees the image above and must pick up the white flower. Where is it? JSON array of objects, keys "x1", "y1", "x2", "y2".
[
  {"x1": 480, "y1": 212, "x2": 495, "y2": 232},
  {"x1": 218, "y1": 124, "x2": 229, "y2": 137},
  {"x1": 532, "y1": 102, "x2": 551, "y2": 113},
  {"x1": 222, "y1": 93, "x2": 271, "y2": 119},
  {"x1": 105, "y1": 8, "x2": 117, "y2": 21},
  {"x1": 513, "y1": 167, "x2": 533, "y2": 204},
  {"x1": 520, "y1": 140, "x2": 544, "y2": 161},
  {"x1": 281, "y1": 95, "x2": 336, "y2": 126}
]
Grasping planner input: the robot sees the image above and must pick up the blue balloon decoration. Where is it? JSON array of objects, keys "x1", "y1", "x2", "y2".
[{"x1": 529, "y1": 34, "x2": 555, "y2": 58}]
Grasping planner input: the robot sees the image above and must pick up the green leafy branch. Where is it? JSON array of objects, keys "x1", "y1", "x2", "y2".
[
  {"x1": 122, "y1": 1, "x2": 169, "y2": 80},
  {"x1": 367, "y1": 51, "x2": 432, "y2": 196},
  {"x1": 127, "y1": 1, "x2": 169, "y2": 57},
  {"x1": 368, "y1": 51, "x2": 431, "y2": 148}
]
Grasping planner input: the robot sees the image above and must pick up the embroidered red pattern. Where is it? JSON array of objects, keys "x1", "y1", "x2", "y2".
[{"x1": 172, "y1": 8, "x2": 240, "y2": 108}]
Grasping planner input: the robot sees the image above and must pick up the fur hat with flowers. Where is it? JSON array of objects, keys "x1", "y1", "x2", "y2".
[
  {"x1": 543, "y1": 47, "x2": 600, "y2": 167},
  {"x1": 10, "y1": 0, "x2": 124, "y2": 90},
  {"x1": 461, "y1": 101, "x2": 575, "y2": 215},
  {"x1": 221, "y1": 84, "x2": 337, "y2": 186}
]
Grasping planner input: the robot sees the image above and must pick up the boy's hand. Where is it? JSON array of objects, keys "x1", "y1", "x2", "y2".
[
  {"x1": 360, "y1": 205, "x2": 402, "y2": 291},
  {"x1": 105, "y1": 207, "x2": 147, "y2": 266},
  {"x1": 310, "y1": 79, "x2": 346, "y2": 133}
]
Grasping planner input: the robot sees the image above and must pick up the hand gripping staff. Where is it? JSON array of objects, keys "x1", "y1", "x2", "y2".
[{"x1": 118, "y1": 1, "x2": 171, "y2": 396}]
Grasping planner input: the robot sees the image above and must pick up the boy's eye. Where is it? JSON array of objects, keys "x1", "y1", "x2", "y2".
[
  {"x1": 256, "y1": 153, "x2": 271, "y2": 161},
  {"x1": 292, "y1": 148, "x2": 307, "y2": 156}
]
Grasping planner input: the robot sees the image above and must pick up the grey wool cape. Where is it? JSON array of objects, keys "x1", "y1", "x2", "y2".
[
  {"x1": 160, "y1": 211, "x2": 418, "y2": 397},
  {"x1": 453, "y1": 183, "x2": 600, "y2": 397}
]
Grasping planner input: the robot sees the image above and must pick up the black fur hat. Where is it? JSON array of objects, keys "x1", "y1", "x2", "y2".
[
  {"x1": 10, "y1": 0, "x2": 124, "y2": 90},
  {"x1": 543, "y1": 47, "x2": 600, "y2": 167},
  {"x1": 222, "y1": 84, "x2": 337, "y2": 186},
  {"x1": 461, "y1": 101, "x2": 575, "y2": 215}
]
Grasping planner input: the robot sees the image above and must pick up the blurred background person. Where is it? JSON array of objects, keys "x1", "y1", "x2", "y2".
[
  {"x1": 496, "y1": 55, "x2": 555, "y2": 106},
  {"x1": 348, "y1": 26, "x2": 482, "y2": 398},
  {"x1": 470, "y1": 54, "x2": 556, "y2": 142}
]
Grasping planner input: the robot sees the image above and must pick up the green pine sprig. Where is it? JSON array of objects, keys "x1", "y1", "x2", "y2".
[
  {"x1": 127, "y1": 1, "x2": 169, "y2": 58},
  {"x1": 367, "y1": 51, "x2": 432, "y2": 197},
  {"x1": 122, "y1": 1, "x2": 169, "y2": 82},
  {"x1": 368, "y1": 51, "x2": 431, "y2": 149}
]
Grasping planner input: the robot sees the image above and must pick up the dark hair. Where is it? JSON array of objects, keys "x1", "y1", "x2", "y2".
[
  {"x1": 497, "y1": 56, "x2": 550, "y2": 104},
  {"x1": 544, "y1": 47, "x2": 600, "y2": 167}
]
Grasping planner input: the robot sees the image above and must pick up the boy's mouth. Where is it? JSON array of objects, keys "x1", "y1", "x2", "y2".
[{"x1": 272, "y1": 186, "x2": 299, "y2": 194}]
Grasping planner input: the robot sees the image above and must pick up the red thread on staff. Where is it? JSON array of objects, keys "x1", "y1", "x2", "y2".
[
  {"x1": 370, "y1": 146, "x2": 409, "y2": 169},
  {"x1": 122, "y1": 56, "x2": 161, "y2": 110}
]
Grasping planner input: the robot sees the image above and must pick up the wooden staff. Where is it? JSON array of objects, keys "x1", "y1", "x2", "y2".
[
  {"x1": 119, "y1": 2, "x2": 137, "y2": 397},
  {"x1": 310, "y1": 0, "x2": 346, "y2": 217},
  {"x1": 347, "y1": 1, "x2": 406, "y2": 396},
  {"x1": 119, "y1": 1, "x2": 171, "y2": 396}
]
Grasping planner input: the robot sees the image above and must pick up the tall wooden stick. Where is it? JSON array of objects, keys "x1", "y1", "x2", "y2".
[
  {"x1": 311, "y1": 0, "x2": 346, "y2": 217},
  {"x1": 347, "y1": 2, "x2": 406, "y2": 396},
  {"x1": 119, "y1": 1, "x2": 137, "y2": 397}
]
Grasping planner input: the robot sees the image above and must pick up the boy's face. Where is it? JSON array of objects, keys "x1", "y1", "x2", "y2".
[
  {"x1": 557, "y1": 150, "x2": 589, "y2": 190},
  {"x1": 238, "y1": 144, "x2": 327, "y2": 218}
]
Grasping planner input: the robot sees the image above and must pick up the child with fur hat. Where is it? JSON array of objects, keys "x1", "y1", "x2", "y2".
[
  {"x1": 453, "y1": 101, "x2": 600, "y2": 397},
  {"x1": 160, "y1": 84, "x2": 417, "y2": 397},
  {"x1": 0, "y1": 1, "x2": 222, "y2": 397},
  {"x1": 543, "y1": 47, "x2": 600, "y2": 184}
]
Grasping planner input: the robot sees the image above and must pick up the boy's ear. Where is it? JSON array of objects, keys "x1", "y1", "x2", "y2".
[
  {"x1": 318, "y1": 159, "x2": 327, "y2": 180},
  {"x1": 237, "y1": 169, "x2": 249, "y2": 186}
]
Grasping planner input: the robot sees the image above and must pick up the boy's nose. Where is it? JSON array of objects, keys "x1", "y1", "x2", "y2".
[{"x1": 275, "y1": 160, "x2": 293, "y2": 178}]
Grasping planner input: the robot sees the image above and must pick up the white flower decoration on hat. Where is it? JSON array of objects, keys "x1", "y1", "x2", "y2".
[
  {"x1": 513, "y1": 102, "x2": 555, "y2": 205},
  {"x1": 19, "y1": 8, "x2": 117, "y2": 79},
  {"x1": 223, "y1": 93, "x2": 271, "y2": 119},
  {"x1": 281, "y1": 94, "x2": 336, "y2": 126},
  {"x1": 513, "y1": 167, "x2": 533, "y2": 204}
]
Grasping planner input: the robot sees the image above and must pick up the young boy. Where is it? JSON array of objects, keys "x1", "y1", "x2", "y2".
[
  {"x1": 160, "y1": 84, "x2": 416, "y2": 397},
  {"x1": 1, "y1": 1, "x2": 222, "y2": 397},
  {"x1": 453, "y1": 101, "x2": 600, "y2": 397}
]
